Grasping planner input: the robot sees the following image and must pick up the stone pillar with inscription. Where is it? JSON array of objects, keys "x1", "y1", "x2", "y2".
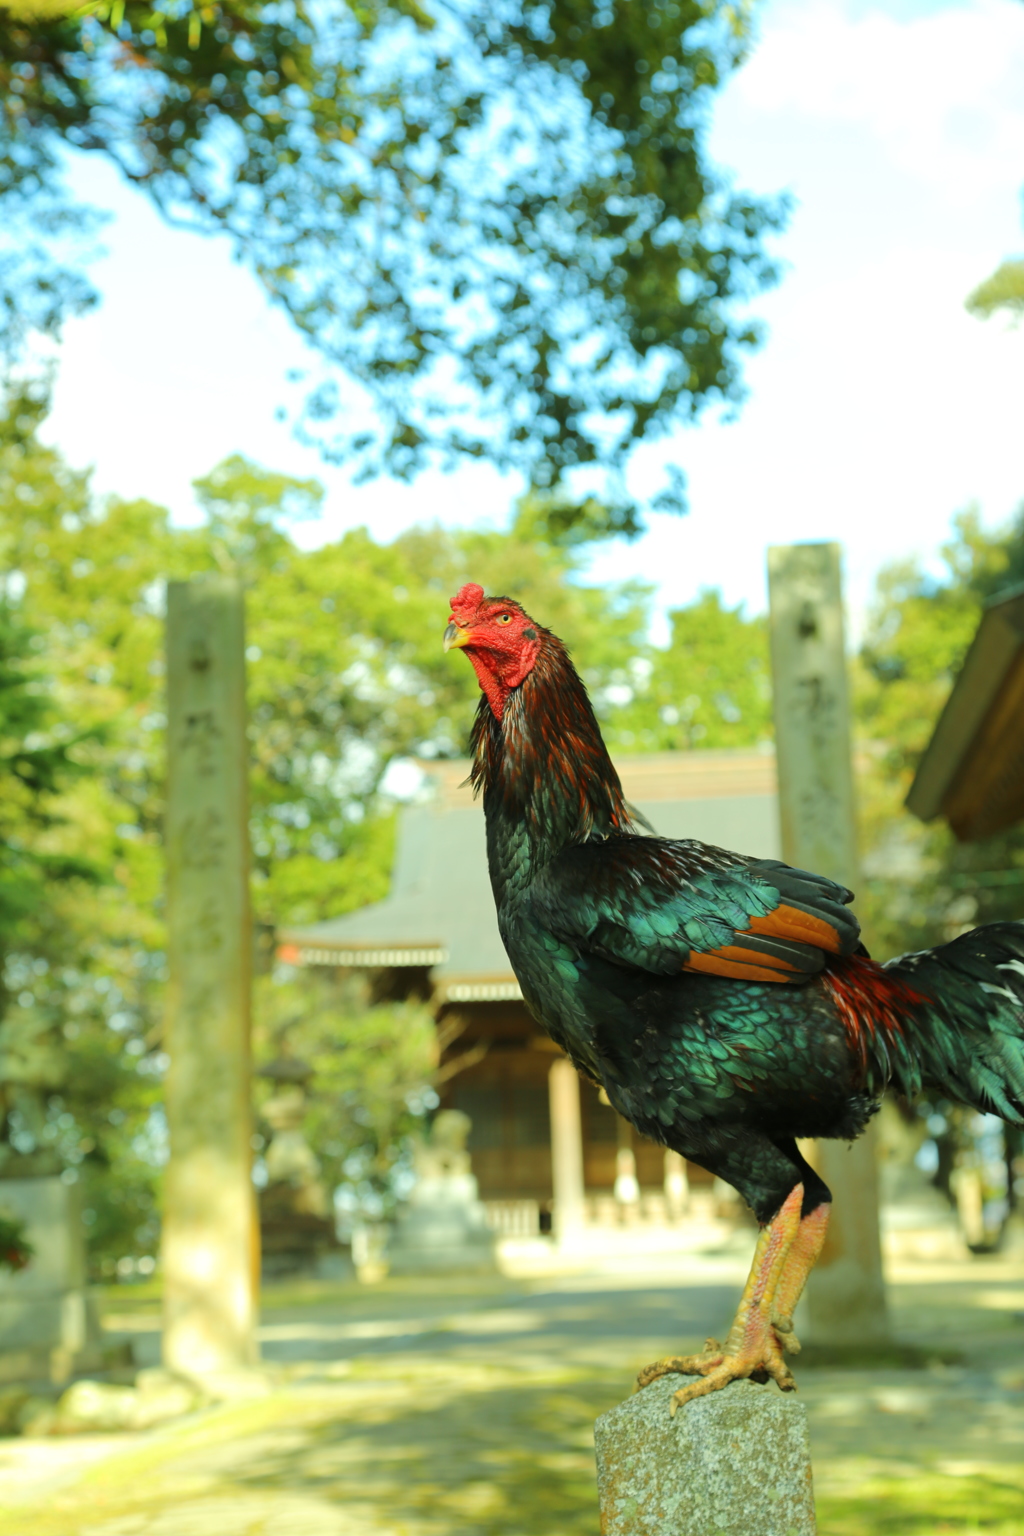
[
  {"x1": 767, "y1": 542, "x2": 888, "y2": 1345},
  {"x1": 161, "y1": 577, "x2": 259, "y2": 1386}
]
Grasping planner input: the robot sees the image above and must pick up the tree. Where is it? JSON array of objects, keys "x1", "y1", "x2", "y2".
[
  {"x1": 0, "y1": 610, "x2": 165, "y2": 1271},
  {"x1": 614, "y1": 588, "x2": 771, "y2": 751},
  {"x1": 0, "y1": 602, "x2": 90, "y2": 978},
  {"x1": 252, "y1": 969, "x2": 439, "y2": 1223},
  {"x1": 0, "y1": 380, "x2": 170, "y2": 1268},
  {"x1": 5, "y1": 391, "x2": 780, "y2": 935},
  {"x1": 0, "y1": 0, "x2": 785, "y2": 530},
  {"x1": 856, "y1": 506, "x2": 1024, "y2": 957},
  {"x1": 0, "y1": 383, "x2": 663, "y2": 1270},
  {"x1": 0, "y1": 597, "x2": 99, "y2": 1165}
]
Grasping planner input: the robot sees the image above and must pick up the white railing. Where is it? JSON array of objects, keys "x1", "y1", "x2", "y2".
[{"x1": 483, "y1": 1200, "x2": 542, "y2": 1237}]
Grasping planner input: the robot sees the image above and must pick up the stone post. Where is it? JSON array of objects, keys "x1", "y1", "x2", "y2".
[
  {"x1": 595, "y1": 1376, "x2": 816, "y2": 1535},
  {"x1": 161, "y1": 577, "x2": 259, "y2": 1385},
  {"x1": 767, "y1": 541, "x2": 888, "y2": 1343},
  {"x1": 0, "y1": 1176, "x2": 98, "y2": 1385},
  {"x1": 548, "y1": 1056, "x2": 586, "y2": 1243}
]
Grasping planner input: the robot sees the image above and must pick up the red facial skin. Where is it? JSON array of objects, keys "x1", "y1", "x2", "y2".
[{"x1": 445, "y1": 582, "x2": 543, "y2": 721}]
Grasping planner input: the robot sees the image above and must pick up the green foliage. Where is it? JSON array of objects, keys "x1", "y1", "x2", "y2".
[
  {"x1": 0, "y1": 0, "x2": 785, "y2": 528},
  {"x1": 0, "y1": 384, "x2": 188, "y2": 1222},
  {"x1": 580, "y1": 586, "x2": 772, "y2": 753},
  {"x1": 0, "y1": 454, "x2": 141, "y2": 1210},
  {"x1": 858, "y1": 508, "x2": 1024, "y2": 767},
  {"x1": 0, "y1": 599, "x2": 96, "y2": 972},
  {"x1": 855, "y1": 506, "x2": 1024, "y2": 959},
  {"x1": 966, "y1": 257, "x2": 1024, "y2": 320},
  {"x1": 192, "y1": 454, "x2": 325, "y2": 564},
  {"x1": 641, "y1": 589, "x2": 771, "y2": 750},
  {"x1": 0, "y1": 136, "x2": 104, "y2": 359},
  {"x1": 19, "y1": 363, "x2": 1024, "y2": 1272},
  {"x1": 253, "y1": 970, "x2": 438, "y2": 1219}
]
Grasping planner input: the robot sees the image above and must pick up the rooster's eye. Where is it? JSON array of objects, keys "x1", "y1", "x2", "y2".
[{"x1": 496, "y1": 614, "x2": 512, "y2": 624}]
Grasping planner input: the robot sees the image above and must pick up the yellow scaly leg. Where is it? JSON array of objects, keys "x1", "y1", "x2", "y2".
[
  {"x1": 770, "y1": 1201, "x2": 831, "y2": 1355},
  {"x1": 635, "y1": 1183, "x2": 804, "y2": 1414}
]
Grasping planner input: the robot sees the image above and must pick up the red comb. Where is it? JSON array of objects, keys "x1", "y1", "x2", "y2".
[{"x1": 450, "y1": 582, "x2": 485, "y2": 621}]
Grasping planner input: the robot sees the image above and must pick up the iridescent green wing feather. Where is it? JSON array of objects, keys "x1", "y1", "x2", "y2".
[{"x1": 528, "y1": 837, "x2": 860, "y2": 985}]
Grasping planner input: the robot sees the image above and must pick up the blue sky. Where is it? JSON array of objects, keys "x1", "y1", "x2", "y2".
[{"x1": 40, "y1": 0, "x2": 1024, "y2": 641}]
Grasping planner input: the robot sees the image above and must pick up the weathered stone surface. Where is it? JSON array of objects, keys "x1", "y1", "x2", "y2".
[{"x1": 594, "y1": 1375, "x2": 816, "y2": 1536}]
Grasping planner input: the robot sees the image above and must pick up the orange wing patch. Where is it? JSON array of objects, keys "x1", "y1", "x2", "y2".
[
  {"x1": 680, "y1": 901, "x2": 845, "y2": 985},
  {"x1": 682, "y1": 950, "x2": 802, "y2": 985},
  {"x1": 693, "y1": 944, "x2": 800, "y2": 973},
  {"x1": 748, "y1": 904, "x2": 843, "y2": 954}
]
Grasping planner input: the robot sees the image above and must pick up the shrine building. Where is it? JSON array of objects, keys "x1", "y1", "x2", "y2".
[{"x1": 278, "y1": 750, "x2": 779, "y2": 1233}]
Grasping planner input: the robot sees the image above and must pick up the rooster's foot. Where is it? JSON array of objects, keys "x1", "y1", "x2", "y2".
[
  {"x1": 665, "y1": 1330, "x2": 795, "y2": 1413},
  {"x1": 635, "y1": 1330, "x2": 795, "y2": 1413},
  {"x1": 636, "y1": 1184, "x2": 806, "y2": 1414}
]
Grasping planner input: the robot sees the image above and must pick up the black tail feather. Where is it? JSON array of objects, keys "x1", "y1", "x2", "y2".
[{"x1": 887, "y1": 922, "x2": 1024, "y2": 1121}]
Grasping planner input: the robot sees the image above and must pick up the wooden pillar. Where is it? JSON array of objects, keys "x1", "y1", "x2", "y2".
[
  {"x1": 162, "y1": 577, "x2": 259, "y2": 1383},
  {"x1": 548, "y1": 1056, "x2": 586, "y2": 1243},
  {"x1": 767, "y1": 542, "x2": 888, "y2": 1344},
  {"x1": 664, "y1": 1149, "x2": 689, "y2": 1218},
  {"x1": 614, "y1": 1114, "x2": 640, "y2": 1208}
]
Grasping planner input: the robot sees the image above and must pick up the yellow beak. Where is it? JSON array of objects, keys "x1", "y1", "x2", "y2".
[{"x1": 443, "y1": 620, "x2": 470, "y2": 652}]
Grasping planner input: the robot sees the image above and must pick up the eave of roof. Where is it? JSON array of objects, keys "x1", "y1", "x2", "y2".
[{"x1": 906, "y1": 583, "x2": 1024, "y2": 841}]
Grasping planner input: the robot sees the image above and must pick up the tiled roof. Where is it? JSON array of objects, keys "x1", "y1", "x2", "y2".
[{"x1": 277, "y1": 750, "x2": 780, "y2": 986}]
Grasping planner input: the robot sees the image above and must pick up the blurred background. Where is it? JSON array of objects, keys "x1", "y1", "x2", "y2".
[{"x1": 1, "y1": 0, "x2": 1024, "y2": 1527}]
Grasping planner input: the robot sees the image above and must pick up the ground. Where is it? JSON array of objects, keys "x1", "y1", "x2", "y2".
[{"x1": 1, "y1": 1238, "x2": 1023, "y2": 1536}]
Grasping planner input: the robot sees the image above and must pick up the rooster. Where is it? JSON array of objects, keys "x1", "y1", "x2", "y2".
[{"x1": 443, "y1": 582, "x2": 1024, "y2": 1412}]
